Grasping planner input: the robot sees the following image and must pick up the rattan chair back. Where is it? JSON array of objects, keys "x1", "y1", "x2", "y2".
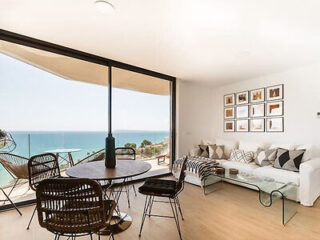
[
  {"x1": 28, "y1": 153, "x2": 61, "y2": 191},
  {"x1": 0, "y1": 153, "x2": 29, "y2": 179},
  {"x1": 115, "y1": 147, "x2": 136, "y2": 160},
  {"x1": 176, "y1": 156, "x2": 188, "y2": 192},
  {"x1": 36, "y1": 178, "x2": 115, "y2": 236}
]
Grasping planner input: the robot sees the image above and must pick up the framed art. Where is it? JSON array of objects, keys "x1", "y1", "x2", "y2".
[
  {"x1": 266, "y1": 117, "x2": 284, "y2": 132},
  {"x1": 224, "y1": 107, "x2": 235, "y2": 119},
  {"x1": 236, "y1": 105, "x2": 249, "y2": 118},
  {"x1": 266, "y1": 101, "x2": 283, "y2": 116},
  {"x1": 224, "y1": 94, "x2": 235, "y2": 106},
  {"x1": 236, "y1": 119, "x2": 249, "y2": 132},
  {"x1": 236, "y1": 91, "x2": 249, "y2": 105},
  {"x1": 250, "y1": 119, "x2": 265, "y2": 132},
  {"x1": 250, "y1": 103, "x2": 265, "y2": 118},
  {"x1": 224, "y1": 120, "x2": 235, "y2": 132},
  {"x1": 250, "y1": 88, "x2": 265, "y2": 103},
  {"x1": 266, "y1": 84, "x2": 283, "y2": 101}
]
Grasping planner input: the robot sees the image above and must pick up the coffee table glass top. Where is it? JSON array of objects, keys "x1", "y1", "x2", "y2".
[{"x1": 203, "y1": 171, "x2": 298, "y2": 199}]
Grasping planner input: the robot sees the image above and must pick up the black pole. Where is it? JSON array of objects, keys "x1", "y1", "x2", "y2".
[{"x1": 105, "y1": 65, "x2": 116, "y2": 168}]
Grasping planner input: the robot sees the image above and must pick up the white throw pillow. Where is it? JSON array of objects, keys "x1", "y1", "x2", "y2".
[
  {"x1": 215, "y1": 138, "x2": 239, "y2": 159},
  {"x1": 230, "y1": 149, "x2": 254, "y2": 164},
  {"x1": 269, "y1": 143, "x2": 296, "y2": 151},
  {"x1": 296, "y1": 144, "x2": 312, "y2": 162}
]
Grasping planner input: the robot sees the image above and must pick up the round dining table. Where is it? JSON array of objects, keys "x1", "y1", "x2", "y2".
[{"x1": 66, "y1": 159, "x2": 152, "y2": 234}]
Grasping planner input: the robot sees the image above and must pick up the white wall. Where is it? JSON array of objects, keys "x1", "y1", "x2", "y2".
[
  {"x1": 212, "y1": 63, "x2": 320, "y2": 157},
  {"x1": 176, "y1": 80, "x2": 215, "y2": 157}
]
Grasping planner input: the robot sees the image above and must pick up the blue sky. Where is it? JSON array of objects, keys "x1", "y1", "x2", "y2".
[{"x1": 0, "y1": 53, "x2": 170, "y2": 131}]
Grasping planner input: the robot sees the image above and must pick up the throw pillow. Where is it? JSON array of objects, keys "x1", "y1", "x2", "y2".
[
  {"x1": 208, "y1": 144, "x2": 226, "y2": 159},
  {"x1": 273, "y1": 148, "x2": 305, "y2": 172},
  {"x1": 255, "y1": 148, "x2": 277, "y2": 166},
  {"x1": 189, "y1": 146, "x2": 201, "y2": 157},
  {"x1": 230, "y1": 149, "x2": 254, "y2": 163},
  {"x1": 199, "y1": 144, "x2": 209, "y2": 158}
]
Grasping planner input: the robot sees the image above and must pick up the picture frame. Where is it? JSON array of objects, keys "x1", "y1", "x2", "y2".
[
  {"x1": 236, "y1": 91, "x2": 249, "y2": 105},
  {"x1": 236, "y1": 105, "x2": 249, "y2": 119},
  {"x1": 250, "y1": 88, "x2": 265, "y2": 103},
  {"x1": 266, "y1": 84, "x2": 283, "y2": 101},
  {"x1": 266, "y1": 117, "x2": 284, "y2": 132},
  {"x1": 224, "y1": 107, "x2": 235, "y2": 119},
  {"x1": 224, "y1": 94, "x2": 235, "y2": 106},
  {"x1": 236, "y1": 119, "x2": 249, "y2": 132},
  {"x1": 224, "y1": 120, "x2": 235, "y2": 132},
  {"x1": 266, "y1": 101, "x2": 283, "y2": 116},
  {"x1": 250, "y1": 119, "x2": 265, "y2": 132},
  {"x1": 250, "y1": 103, "x2": 265, "y2": 118}
]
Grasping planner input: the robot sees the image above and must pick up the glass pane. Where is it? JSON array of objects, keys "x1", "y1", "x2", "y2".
[
  {"x1": 0, "y1": 40, "x2": 108, "y2": 205},
  {"x1": 112, "y1": 67, "x2": 171, "y2": 173}
]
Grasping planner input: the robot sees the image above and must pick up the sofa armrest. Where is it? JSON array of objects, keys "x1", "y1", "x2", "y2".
[{"x1": 299, "y1": 158, "x2": 320, "y2": 206}]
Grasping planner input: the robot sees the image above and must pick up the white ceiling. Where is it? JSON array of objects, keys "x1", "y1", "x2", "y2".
[{"x1": 1, "y1": 0, "x2": 320, "y2": 86}]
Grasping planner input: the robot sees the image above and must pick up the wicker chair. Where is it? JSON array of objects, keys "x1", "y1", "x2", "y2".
[
  {"x1": 27, "y1": 153, "x2": 61, "y2": 230},
  {"x1": 114, "y1": 147, "x2": 137, "y2": 208},
  {"x1": 36, "y1": 178, "x2": 116, "y2": 240},
  {"x1": 138, "y1": 156, "x2": 188, "y2": 240},
  {"x1": 0, "y1": 152, "x2": 29, "y2": 213}
]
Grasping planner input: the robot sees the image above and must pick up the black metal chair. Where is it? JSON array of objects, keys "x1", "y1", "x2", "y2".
[
  {"x1": 138, "y1": 156, "x2": 188, "y2": 240},
  {"x1": 27, "y1": 153, "x2": 61, "y2": 230},
  {"x1": 115, "y1": 147, "x2": 137, "y2": 208},
  {"x1": 36, "y1": 178, "x2": 116, "y2": 240}
]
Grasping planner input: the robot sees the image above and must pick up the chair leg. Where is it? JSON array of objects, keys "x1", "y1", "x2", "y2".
[
  {"x1": 169, "y1": 198, "x2": 183, "y2": 240},
  {"x1": 139, "y1": 195, "x2": 151, "y2": 237},
  {"x1": 0, "y1": 188, "x2": 22, "y2": 216},
  {"x1": 109, "y1": 233, "x2": 115, "y2": 240},
  {"x1": 124, "y1": 180, "x2": 131, "y2": 208},
  {"x1": 176, "y1": 197, "x2": 184, "y2": 220},
  {"x1": 148, "y1": 196, "x2": 154, "y2": 216},
  {"x1": 26, "y1": 206, "x2": 37, "y2": 230}
]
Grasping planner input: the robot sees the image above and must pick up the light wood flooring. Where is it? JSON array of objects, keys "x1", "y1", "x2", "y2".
[{"x1": 1, "y1": 179, "x2": 320, "y2": 240}]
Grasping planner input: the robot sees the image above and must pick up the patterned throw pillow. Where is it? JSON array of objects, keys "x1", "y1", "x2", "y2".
[
  {"x1": 208, "y1": 144, "x2": 226, "y2": 159},
  {"x1": 273, "y1": 148, "x2": 305, "y2": 172},
  {"x1": 255, "y1": 149, "x2": 277, "y2": 166},
  {"x1": 199, "y1": 145, "x2": 209, "y2": 158},
  {"x1": 230, "y1": 149, "x2": 254, "y2": 163},
  {"x1": 189, "y1": 146, "x2": 201, "y2": 157}
]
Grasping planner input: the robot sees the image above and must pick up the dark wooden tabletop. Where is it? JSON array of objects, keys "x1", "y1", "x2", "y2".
[{"x1": 66, "y1": 160, "x2": 152, "y2": 180}]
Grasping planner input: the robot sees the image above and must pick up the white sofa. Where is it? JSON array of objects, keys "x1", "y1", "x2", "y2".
[{"x1": 175, "y1": 139, "x2": 320, "y2": 206}]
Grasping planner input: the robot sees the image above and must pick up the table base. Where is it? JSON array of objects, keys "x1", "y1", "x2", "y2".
[{"x1": 99, "y1": 212, "x2": 132, "y2": 235}]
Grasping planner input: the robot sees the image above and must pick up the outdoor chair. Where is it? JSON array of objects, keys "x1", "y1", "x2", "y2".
[
  {"x1": 138, "y1": 156, "x2": 188, "y2": 240},
  {"x1": 115, "y1": 147, "x2": 137, "y2": 208},
  {"x1": 27, "y1": 153, "x2": 61, "y2": 230},
  {"x1": 36, "y1": 178, "x2": 116, "y2": 240},
  {"x1": 0, "y1": 152, "x2": 29, "y2": 213}
]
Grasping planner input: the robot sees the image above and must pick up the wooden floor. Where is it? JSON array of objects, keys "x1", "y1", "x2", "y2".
[{"x1": 1, "y1": 178, "x2": 320, "y2": 240}]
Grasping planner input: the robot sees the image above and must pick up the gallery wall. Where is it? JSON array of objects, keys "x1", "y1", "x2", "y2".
[{"x1": 212, "y1": 62, "x2": 320, "y2": 157}]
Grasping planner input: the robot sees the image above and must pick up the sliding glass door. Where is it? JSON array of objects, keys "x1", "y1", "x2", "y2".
[{"x1": 0, "y1": 33, "x2": 175, "y2": 209}]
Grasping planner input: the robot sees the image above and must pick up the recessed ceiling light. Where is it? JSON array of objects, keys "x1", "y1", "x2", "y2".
[{"x1": 94, "y1": 0, "x2": 114, "y2": 14}]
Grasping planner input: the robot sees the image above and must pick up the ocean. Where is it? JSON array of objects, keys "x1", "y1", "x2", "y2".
[{"x1": 0, "y1": 130, "x2": 169, "y2": 186}]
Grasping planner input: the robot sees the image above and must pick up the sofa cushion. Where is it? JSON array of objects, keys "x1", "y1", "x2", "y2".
[
  {"x1": 274, "y1": 148, "x2": 305, "y2": 172},
  {"x1": 269, "y1": 143, "x2": 296, "y2": 150},
  {"x1": 199, "y1": 144, "x2": 209, "y2": 158},
  {"x1": 189, "y1": 145, "x2": 201, "y2": 157},
  {"x1": 215, "y1": 138, "x2": 239, "y2": 159},
  {"x1": 218, "y1": 160, "x2": 259, "y2": 174},
  {"x1": 255, "y1": 148, "x2": 277, "y2": 166},
  {"x1": 230, "y1": 149, "x2": 254, "y2": 164},
  {"x1": 208, "y1": 144, "x2": 226, "y2": 159},
  {"x1": 253, "y1": 166, "x2": 300, "y2": 185},
  {"x1": 296, "y1": 144, "x2": 312, "y2": 162}
]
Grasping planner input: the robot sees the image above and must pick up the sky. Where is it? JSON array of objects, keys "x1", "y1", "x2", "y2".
[{"x1": 0, "y1": 53, "x2": 170, "y2": 132}]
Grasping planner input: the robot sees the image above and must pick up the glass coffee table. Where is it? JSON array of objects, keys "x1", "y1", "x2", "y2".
[{"x1": 202, "y1": 171, "x2": 298, "y2": 225}]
